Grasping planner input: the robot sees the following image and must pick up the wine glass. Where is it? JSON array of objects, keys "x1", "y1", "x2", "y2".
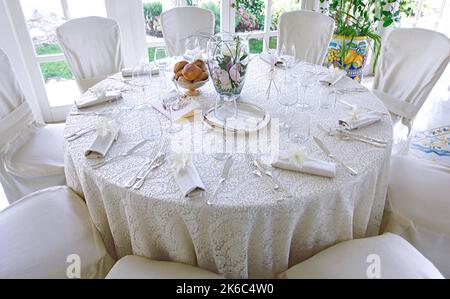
[
  {"x1": 276, "y1": 79, "x2": 298, "y2": 131},
  {"x1": 154, "y1": 47, "x2": 169, "y2": 84},
  {"x1": 213, "y1": 94, "x2": 237, "y2": 160},
  {"x1": 319, "y1": 87, "x2": 337, "y2": 110},
  {"x1": 289, "y1": 112, "x2": 311, "y2": 145},
  {"x1": 131, "y1": 60, "x2": 152, "y2": 109},
  {"x1": 297, "y1": 72, "x2": 315, "y2": 112},
  {"x1": 184, "y1": 36, "x2": 200, "y2": 60},
  {"x1": 161, "y1": 90, "x2": 182, "y2": 134}
]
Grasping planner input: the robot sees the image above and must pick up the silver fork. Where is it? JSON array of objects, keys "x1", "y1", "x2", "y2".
[
  {"x1": 132, "y1": 153, "x2": 167, "y2": 189},
  {"x1": 91, "y1": 140, "x2": 148, "y2": 169},
  {"x1": 318, "y1": 124, "x2": 387, "y2": 148},
  {"x1": 124, "y1": 139, "x2": 167, "y2": 188}
]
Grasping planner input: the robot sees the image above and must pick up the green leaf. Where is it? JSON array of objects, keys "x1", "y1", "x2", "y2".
[{"x1": 383, "y1": 18, "x2": 394, "y2": 27}]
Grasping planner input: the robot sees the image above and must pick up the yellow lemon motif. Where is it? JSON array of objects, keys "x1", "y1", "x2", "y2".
[
  {"x1": 353, "y1": 55, "x2": 363, "y2": 68},
  {"x1": 343, "y1": 50, "x2": 357, "y2": 65}
]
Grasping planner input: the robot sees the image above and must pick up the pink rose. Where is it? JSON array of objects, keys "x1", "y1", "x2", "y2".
[
  {"x1": 229, "y1": 64, "x2": 241, "y2": 82},
  {"x1": 215, "y1": 68, "x2": 231, "y2": 89}
]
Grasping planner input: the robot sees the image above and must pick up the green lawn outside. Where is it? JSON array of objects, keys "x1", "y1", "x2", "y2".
[
  {"x1": 37, "y1": 37, "x2": 278, "y2": 81},
  {"x1": 148, "y1": 37, "x2": 278, "y2": 62},
  {"x1": 36, "y1": 43, "x2": 73, "y2": 82}
]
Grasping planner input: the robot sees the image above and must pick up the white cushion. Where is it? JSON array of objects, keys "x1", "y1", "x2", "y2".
[
  {"x1": 106, "y1": 255, "x2": 222, "y2": 279},
  {"x1": 383, "y1": 155, "x2": 450, "y2": 277},
  {"x1": 6, "y1": 123, "x2": 65, "y2": 178},
  {"x1": 279, "y1": 233, "x2": 443, "y2": 279},
  {"x1": 0, "y1": 186, "x2": 114, "y2": 278}
]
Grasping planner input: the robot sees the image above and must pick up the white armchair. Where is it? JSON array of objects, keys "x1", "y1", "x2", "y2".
[
  {"x1": 0, "y1": 49, "x2": 66, "y2": 203},
  {"x1": 0, "y1": 186, "x2": 114, "y2": 278}
]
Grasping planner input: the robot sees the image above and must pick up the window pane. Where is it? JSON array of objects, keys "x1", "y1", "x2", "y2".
[
  {"x1": 20, "y1": 0, "x2": 66, "y2": 55},
  {"x1": 66, "y1": 0, "x2": 106, "y2": 19},
  {"x1": 235, "y1": 0, "x2": 265, "y2": 33},
  {"x1": 248, "y1": 36, "x2": 277, "y2": 54},
  {"x1": 39, "y1": 61, "x2": 79, "y2": 107},
  {"x1": 271, "y1": 0, "x2": 301, "y2": 30},
  {"x1": 143, "y1": 0, "x2": 174, "y2": 43}
]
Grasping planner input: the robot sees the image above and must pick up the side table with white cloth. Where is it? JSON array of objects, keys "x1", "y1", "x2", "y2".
[{"x1": 64, "y1": 57, "x2": 393, "y2": 278}]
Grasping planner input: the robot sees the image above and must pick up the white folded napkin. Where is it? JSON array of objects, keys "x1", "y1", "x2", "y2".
[
  {"x1": 85, "y1": 120, "x2": 120, "y2": 158},
  {"x1": 170, "y1": 152, "x2": 205, "y2": 197},
  {"x1": 121, "y1": 67, "x2": 159, "y2": 77},
  {"x1": 338, "y1": 111, "x2": 382, "y2": 130},
  {"x1": 271, "y1": 148, "x2": 336, "y2": 178},
  {"x1": 75, "y1": 90, "x2": 120, "y2": 109},
  {"x1": 151, "y1": 92, "x2": 201, "y2": 120},
  {"x1": 318, "y1": 65, "x2": 347, "y2": 86}
]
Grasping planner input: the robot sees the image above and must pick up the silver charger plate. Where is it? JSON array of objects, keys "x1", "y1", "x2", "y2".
[{"x1": 203, "y1": 101, "x2": 271, "y2": 133}]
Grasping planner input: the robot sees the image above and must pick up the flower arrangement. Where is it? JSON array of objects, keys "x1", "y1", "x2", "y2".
[
  {"x1": 207, "y1": 34, "x2": 250, "y2": 96},
  {"x1": 321, "y1": 0, "x2": 415, "y2": 70}
]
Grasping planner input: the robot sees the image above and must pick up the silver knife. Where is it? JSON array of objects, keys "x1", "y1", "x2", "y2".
[
  {"x1": 313, "y1": 136, "x2": 358, "y2": 176},
  {"x1": 207, "y1": 156, "x2": 234, "y2": 205}
]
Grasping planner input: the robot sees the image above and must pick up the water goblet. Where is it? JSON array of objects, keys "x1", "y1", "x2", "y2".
[
  {"x1": 161, "y1": 90, "x2": 182, "y2": 134},
  {"x1": 276, "y1": 79, "x2": 299, "y2": 131},
  {"x1": 288, "y1": 113, "x2": 311, "y2": 145}
]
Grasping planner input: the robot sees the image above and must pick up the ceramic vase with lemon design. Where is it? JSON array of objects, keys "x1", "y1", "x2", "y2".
[{"x1": 325, "y1": 35, "x2": 369, "y2": 82}]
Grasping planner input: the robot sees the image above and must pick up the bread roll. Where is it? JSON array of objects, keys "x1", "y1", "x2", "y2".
[
  {"x1": 174, "y1": 60, "x2": 189, "y2": 73},
  {"x1": 193, "y1": 59, "x2": 206, "y2": 71},
  {"x1": 175, "y1": 70, "x2": 183, "y2": 79},
  {"x1": 195, "y1": 71, "x2": 208, "y2": 82},
  {"x1": 182, "y1": 63, "x2": 202, "y2": 81}
]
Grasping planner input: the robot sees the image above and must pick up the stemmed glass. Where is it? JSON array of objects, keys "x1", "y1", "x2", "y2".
[
  {"x1": 184, "y1": 36, "x2": 200, "y2": 59},
  {"x1": 276, "y1": 79, "x2": 299, "y2": 131},
  {"x1": 213, "y1": 95, "x2": 237, "y2": 160},
  {"x1": 131, "y1": 59, "x2": 152, "y2": 110},
  {"x1": 154, "y1": 47, "x2": 169, "y2": 85},
  {"x1": 161, "y1": 90, "x2": 182, "y2": 134},
  {"x1": 288, "y1": 112, "x2": 311, "y2": 145},
  {"x1": 279, "y1": 44, "x2": 298, "y2": 82},
  {"x1": 297, "y1": 72, "x2": 315, "y2": 112}
]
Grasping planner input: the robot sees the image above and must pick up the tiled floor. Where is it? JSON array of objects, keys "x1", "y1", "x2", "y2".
[{"x1": 0, "y1": 65, "x2": 449, "y2": 211}]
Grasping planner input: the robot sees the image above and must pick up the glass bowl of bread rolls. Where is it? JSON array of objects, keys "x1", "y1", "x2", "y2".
[{"x1": 173, "y1": 59, "x2": 209, "y2": 96}]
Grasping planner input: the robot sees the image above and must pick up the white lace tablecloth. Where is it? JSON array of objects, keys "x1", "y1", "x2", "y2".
[{"x1": 64, "y1": 58, "x2": 393, "y2": 278}]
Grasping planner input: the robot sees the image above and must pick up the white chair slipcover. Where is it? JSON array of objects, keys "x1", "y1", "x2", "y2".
[
  {"x1": 277, "y1": 10, "x2": 335, "y2": 65},
  {"x1": 0, "y1": 49, "x2": 66, "y2": 203},
  {"x1": 160, "y1": 7, "x2": 215, "y2": 57},
  {"x1": 56, "y1": 16, "x2": 124, "y2": 92},
  {"x1": 372, "y1": 28, "x2": 450, "y2": 135},
  {"x1": 383, "y1": 156, "x2": 450, "y2": 278},
  {"x1": 106, "y1": 255, "x2": 222, "y2": 279},
  {"x1": 279, "y1": 233, "x2": 443, "y2": 279},
  {"x1": 0, "y1": 186, "x2": 115, "y2": 278}
]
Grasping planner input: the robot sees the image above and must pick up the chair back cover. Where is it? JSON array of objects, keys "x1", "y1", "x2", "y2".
[
  {"x1": 160, "y1": 7, "x2": 215, "y2": 57},
  {"x1": 0, "y1": 49, "x2": 34, "y2": 151},
  {"x1": 277, "y1": 10, "x2": 335, "y2": 65},
  {"x1": 373, "y1": 28, "x2": 450, "y2": 121},
  {"x1": 385, "y1": 156, "x2": 450, "y2": 277},
  {"x1": 56, "y1": 16, "x2": 124, "y2": 92}
]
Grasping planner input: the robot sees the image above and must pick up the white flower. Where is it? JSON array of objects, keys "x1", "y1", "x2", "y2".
[
  {"x1": 170, "y1": 151, "x2": 191, "y2": 174},
  {"x1": 96, "y1": 119, "x2": 113, "y2": 137},
  {"x1": 288, "y1": 146, "x2": 307, "y2": 165},
  {"x1": 222, "y1": 44, "x2": 237, "y2": 58},
  {"x1": 346, "y1": 105, "x2": 365, "y2": 120}
]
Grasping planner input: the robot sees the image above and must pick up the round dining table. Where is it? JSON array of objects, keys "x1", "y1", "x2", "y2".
[{"x1": 64, "y1": 56, "x2": 393, "y2": 278}]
